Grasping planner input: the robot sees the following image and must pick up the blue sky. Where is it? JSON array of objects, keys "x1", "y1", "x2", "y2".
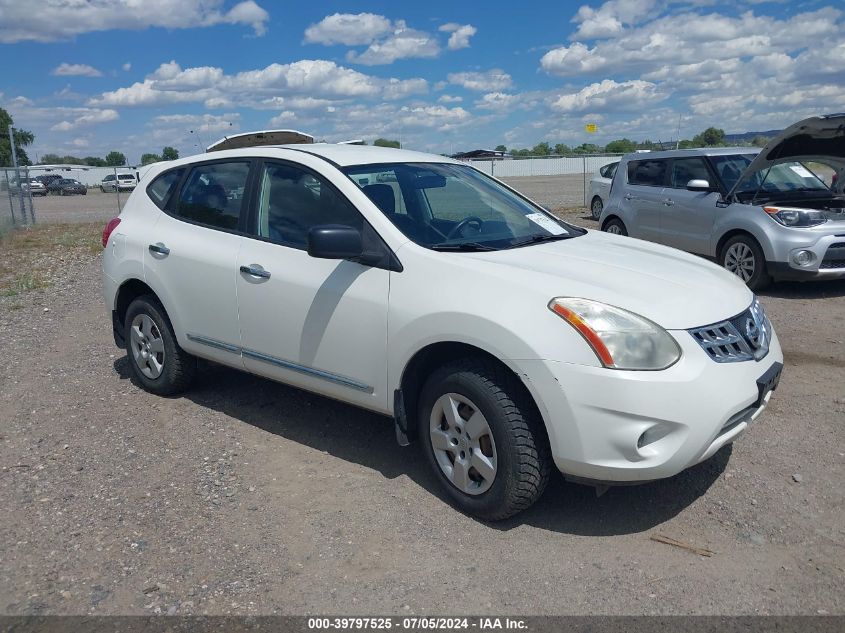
[{"x1": 1, "y1": 0, "x2": 843, "y2": 164}]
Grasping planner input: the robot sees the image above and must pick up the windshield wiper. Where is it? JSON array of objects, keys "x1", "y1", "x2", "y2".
[
  {"x1": 430, "y1": 242, "x2": 498, "y2": 252},
  {"x1": 505, "y1": 234, "x2": 573, "y2": 249}
]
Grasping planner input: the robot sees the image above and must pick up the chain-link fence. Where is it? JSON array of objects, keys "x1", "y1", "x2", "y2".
[
  {"x1": 464, "y1": 154, "x2": 622, "y2": 209},
  {"x1": 1, "y1": 166, "x2": 37, "y2": 233}
]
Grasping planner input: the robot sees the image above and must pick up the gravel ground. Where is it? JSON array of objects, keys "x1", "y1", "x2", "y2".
[
  {"x1": 26, "y1": 175, "x2": 590, "y2": 226},
  {"x1": 0, "y1": 218, "x2": 843, "y2": 617}
]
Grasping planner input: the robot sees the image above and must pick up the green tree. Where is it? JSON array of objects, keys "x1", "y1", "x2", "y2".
[
  {"x1": 373, "y1": 138, "x2": 400, "y2": 148},
  {"x1": 677, "y1": 139, "x2": 696, "y2": 149},
  {"x1": 573, "y1": 143, "x2": 602, "y2": 154},
  {"x1": 141, "y1": 153, "x2": 161, "y2": 165},
  {"x1": 105, "y1": 151, "x2": 126, "y2": 166},
  {"x1": 751, "y1": 135, "x2": 770, "y2": 148},
  {"x1": 0, "y1": 107, "x2": 34, "y2": 166},
  {"x1": 692, "y1": 127, "x2": 725, "y2": 147},
  {"x1": 494, "y1": 144, "x2": 507, "y2": 153},
  {"x1": 604, "y1": 138, "x2": 637, "y2": 154},
  {"x1": 84, "y1": 156, "x2": 107, "y2": 166},
  {"x1": 161, "y1": 146, "x2": 179, "y2": 161},
  {"x1": 531, "y1": 142, "x2": 551, "y2": 156},
  {"x1": 553, "y1": 143, "x2": 571, "y2": 155}
]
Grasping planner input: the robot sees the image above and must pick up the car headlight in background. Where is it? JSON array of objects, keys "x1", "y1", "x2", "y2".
[
  {"x1": 548, "y1": 298, "x2": 681, "y2": 370},
  {"x1": 764, "y1": 206, "x2": 828, "y2": 227}
]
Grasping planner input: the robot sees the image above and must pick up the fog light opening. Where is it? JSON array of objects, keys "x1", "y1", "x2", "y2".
[
  {"x1": 792, "y1": 250, "x2": 815, "y2": 267},
  {"x1": 637, "y1": 425, "x2": 671, "y2": 450}
]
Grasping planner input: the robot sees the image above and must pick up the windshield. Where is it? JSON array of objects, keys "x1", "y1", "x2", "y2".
[
  {"x1": 342, "y1": 162, "x2": 582, "y2": 250},
  {"x1": 710, "y1": 154, "x2": 831, "y2": 199}
]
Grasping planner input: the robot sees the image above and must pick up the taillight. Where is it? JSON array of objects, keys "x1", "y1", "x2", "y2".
[{"x1": 102, "y1": 217, "x2": 121, "y2": 248}]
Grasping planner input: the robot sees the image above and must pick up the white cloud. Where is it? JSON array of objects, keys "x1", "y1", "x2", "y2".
[
  {"x1": 346, "y1": 21, "x2": 440, "y2": 65},
  {"x1": 0, "y1": 0, "x2": 269, "y2": 43},
  {"x1": 447, "y1": 69, "x2": 513, "y2": 92},
  {"x1": 550, "y1": 79, "x2": 666, "y2": 113},
  {"x1": 122, "y1": 62, "x2": 132, "y2": 71},
  {"x1": 304, "y1": 13, "x2": 392, "y2": 45},
  {"x1": 439, "y1": 23, "x2": 477, "y2": 50},
  {"x1": 438, "y1": 94, "x2": 463, "y2": 103},
  {"x1": 475, "y1": 92, "x2": 522, "y2": 112},
  {"x1": 571, "y1": 0, "x2": 658, "y2": 40},
  {"x1": 50, "y1": 108, "x2": 119, "y2": 131},
  {"x1": 51, "y1": 63, "x2": 102, "y2": 77},
  {"x1": 90, "y1": 59, "x2": 428, "y2": 107},
  {"x1": 269, "y1": 111, "x2": 297, "y2": 126}
]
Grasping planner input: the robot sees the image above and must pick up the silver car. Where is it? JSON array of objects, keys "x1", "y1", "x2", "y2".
[{"x1": 600, "y1": 114, "x2": 845, "y2": 289}]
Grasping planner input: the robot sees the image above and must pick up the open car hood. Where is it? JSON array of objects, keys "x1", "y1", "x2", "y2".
[
  {"x1": 727, "y1": 113, "x2": 845, "y2": 199},
  {"x1": 206, "y1": 129, "x2": 314, "y2": 152}
]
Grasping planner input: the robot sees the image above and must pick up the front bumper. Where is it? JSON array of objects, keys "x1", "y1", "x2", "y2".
[
  {"x1": 768, "y1": 231, "x2": 845, "y2": 280},
  {"x1": 518, "y1": 328, "x2": 783, "y2": 482}
]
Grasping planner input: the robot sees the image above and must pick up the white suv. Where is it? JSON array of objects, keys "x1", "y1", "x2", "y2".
[
  {"x1": 102, "y1": 143, "x2": 783, "y2": 519},
  {"x1": 101, "y1": 173, "x2": 137, "y2": 192}
]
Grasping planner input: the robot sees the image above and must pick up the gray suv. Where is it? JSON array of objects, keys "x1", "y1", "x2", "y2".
[{"x1": 600, "y1": 114, "x2": 845, "y2": 289}]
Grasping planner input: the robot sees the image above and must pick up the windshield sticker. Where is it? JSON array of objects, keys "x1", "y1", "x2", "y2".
[
  {"x1": 526, "y1": 213, "x2": 568, "y2": 235},
  {"x1": 789, "y1": 165, "x2": 815, "y2": 178}
]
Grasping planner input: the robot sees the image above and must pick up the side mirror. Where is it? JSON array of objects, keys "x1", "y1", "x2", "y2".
[
  {"x1": 686, "y1": 179, "x2": 713, "y2": 192},
  {"x1": 308, "y1": 225, "x2": 363, "y2": 260}
]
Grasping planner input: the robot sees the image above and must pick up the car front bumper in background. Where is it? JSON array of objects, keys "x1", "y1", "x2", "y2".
[
  {"x1": 768, "y1": 230, "x2": 845, "y2": 280},
  {"x1": 517, "y1": 329, "x2": 783, "y2": 483}
]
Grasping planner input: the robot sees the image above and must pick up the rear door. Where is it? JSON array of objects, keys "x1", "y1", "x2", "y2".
[
  {"x1": 660, "y1": 157, "x2": 720, "y2": 253},
  {"x1": 143, "y1": 159, "x2": 252, "y2": 367},
  {"x1": 624, "y1": 158, "x2": 668, "y2": 241}
]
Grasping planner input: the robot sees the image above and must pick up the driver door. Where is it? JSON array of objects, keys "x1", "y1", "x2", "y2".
[{"x1": 236, "y1": 160, "x2": 391, "y2": 412}]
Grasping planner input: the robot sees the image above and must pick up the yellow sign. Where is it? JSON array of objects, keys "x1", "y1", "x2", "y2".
[{"x1": 585, "y1": 123, "x2": 597, "y2": 133}]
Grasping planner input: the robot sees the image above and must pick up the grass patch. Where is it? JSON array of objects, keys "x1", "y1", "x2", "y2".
[{"x1": 0, "y1": 222, "x2": 102, "y2": 298}]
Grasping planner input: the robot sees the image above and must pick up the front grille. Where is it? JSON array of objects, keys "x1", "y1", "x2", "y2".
[
  {"x1": 688, "y1": 298, "x2": 772, "y2": 363},
  {"x1": 821, "y1": 243, "x2": 845, "y2": 269}
]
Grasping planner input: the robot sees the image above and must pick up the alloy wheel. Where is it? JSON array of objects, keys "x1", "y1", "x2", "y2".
[
  {"x1": 606, "y1": 224, "x2": 622, "y2": 235},
  {"x1": 429, "y1": 393, "x2": 498, "y2": 495},
  {"x1": 724, "y1": 243, "x2": 755, "y2": 282},
  {"x1": 130, "y1": 314, "x2": 166, "y2": 379}
]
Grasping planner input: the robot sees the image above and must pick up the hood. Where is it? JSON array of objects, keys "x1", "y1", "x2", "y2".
[
  {"x1": 727, "y1": 113, "x2": 845, "y2": 199},
  {"x1": 206, "y1": 129, "x2": 313, "y2": 152},
  {"x1": 463, "y1": 231, "x2": 752, "y2": 330}
]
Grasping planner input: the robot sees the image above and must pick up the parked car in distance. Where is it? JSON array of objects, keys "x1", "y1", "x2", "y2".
[
  {"x1": 102, "y1": 142, "x2": 782, "y2": 519},
  {"x1": 589, "y1": 161, "x2": 619, "y2": 220},
  {"x1": 35, "y1": 174, "x2": 64, "y2": 191},
  {"x1": 101, "y1": 173, "x2": 138, "y2": 192},
  {"x1": 48, "y1": 178, "x2": 87, "y2": 195},
  {"x1": 22, "y1": 178, "x2": 47, "y2": 196},
  {"x1": 600, "y1": 114, "x2": 845, "y2": 289}
]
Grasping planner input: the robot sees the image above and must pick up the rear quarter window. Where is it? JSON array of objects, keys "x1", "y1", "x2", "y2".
[{"x1": 146, "y1": 169, "x2": 184, "y2": 210}]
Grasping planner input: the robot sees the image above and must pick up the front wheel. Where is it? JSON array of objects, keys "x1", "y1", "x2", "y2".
[
  {"x1": 720, "y1": 235, "x2": 770, "y2": 290},
  {"x1": 419, "y1": 360, "x2": 551, "y2": 520},
  {"x1": 125, "y1": 295, "x2": 196, "y2": 395},
  {"x1": 590, "y1": 196, "x2": 603, "y2": 220}
]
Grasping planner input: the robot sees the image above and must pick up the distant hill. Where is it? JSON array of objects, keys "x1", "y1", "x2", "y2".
[{"x1": 724, "y1": 129, "x2": 782, "y2": 143}]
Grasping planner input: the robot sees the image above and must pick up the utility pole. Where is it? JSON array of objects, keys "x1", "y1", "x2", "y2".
[{"x1": 8, "y1": 126, "x2": 27, "y2": 224}]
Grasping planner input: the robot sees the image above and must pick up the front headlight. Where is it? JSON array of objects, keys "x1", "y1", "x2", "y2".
[
  {"x1": 548, "y1": 298, "x2": 681, "y2": 370},
  {"x1": 764, "y1": 206, "x2": 828, "y2": 227}
]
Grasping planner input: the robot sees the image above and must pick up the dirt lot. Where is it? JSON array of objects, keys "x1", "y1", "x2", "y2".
[{"x1": 0, "y1": 214, "x2": 843, "y2": 616}]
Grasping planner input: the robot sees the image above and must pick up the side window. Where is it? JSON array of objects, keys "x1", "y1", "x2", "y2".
[
  {"x1": 147, "y1": 169, "x2": 183, "y2": 210},
  {"x1": 175, "y1": 162, "x2": 250, "y2": 230},
  {"x1": 671, "y1": 158, "x2": 710, "y2": 189},
  {"x1": 256, "y1": 162, "x2": 363, "y2": 249},
  {"x1": 628, "y1": 159, "x2": 668, "y2": 186}
]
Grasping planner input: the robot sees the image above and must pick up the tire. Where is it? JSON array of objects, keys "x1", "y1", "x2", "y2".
[
  {"x1": 603, "y1": 217, "x2": 627, "y2": 236},
  {"x1": 418, "y1": 359, "x2": 551, "y2": 520},
  {"x1": 124, "y1": 295, "x2": 196, "y2": 396},
  {"x1": 719, "y1": 234, "x2": 771, "y2": 291},
  {"x1": 590, "y1": 196, "x2": 603, "y2": 220}
]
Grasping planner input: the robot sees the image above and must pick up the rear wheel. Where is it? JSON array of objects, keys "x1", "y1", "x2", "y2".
[
  {"x1": 590, "y1": 196, "x2": 603, "y2": 220},
  {"x1": 125, "y1": 295, "x2": 196, "y2": 395},
  {"x1": 419, "y1": 359, "x2": 551, "y2": 520},
  {"x1": 603, "y1": 217, "x2": 627, "y2": 236},
  {"x1": 720, "y1": 235, "x2": 770, "y2": 290}
]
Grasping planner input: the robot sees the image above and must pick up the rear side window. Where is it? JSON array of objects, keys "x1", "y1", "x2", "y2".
[
  {"x1": 627, "y1": 159, "x2": 668, "y2": 186},
  {"x1": 147, "y1": 169, "x2": 184, "y2": 210},
  {"x1": 670, "y1": 158, "x2": 711, "y2": 189},
  {"x1": 175, "y1": 162, "x2": 250, "y2": 230},
  {"x1": 599, "y1": 162, "x2": 619, "y2": 178}
]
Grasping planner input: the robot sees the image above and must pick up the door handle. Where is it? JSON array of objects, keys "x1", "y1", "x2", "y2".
[
  {"x1": 148, "y1": 243, "x2": 170, "y2": 255},
  {"x1": 240, "y1": 264, "x2": 271, "y2": 279},
  {"x1": 663, "y1": 198, "x2": 675, "y2": 206}
]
